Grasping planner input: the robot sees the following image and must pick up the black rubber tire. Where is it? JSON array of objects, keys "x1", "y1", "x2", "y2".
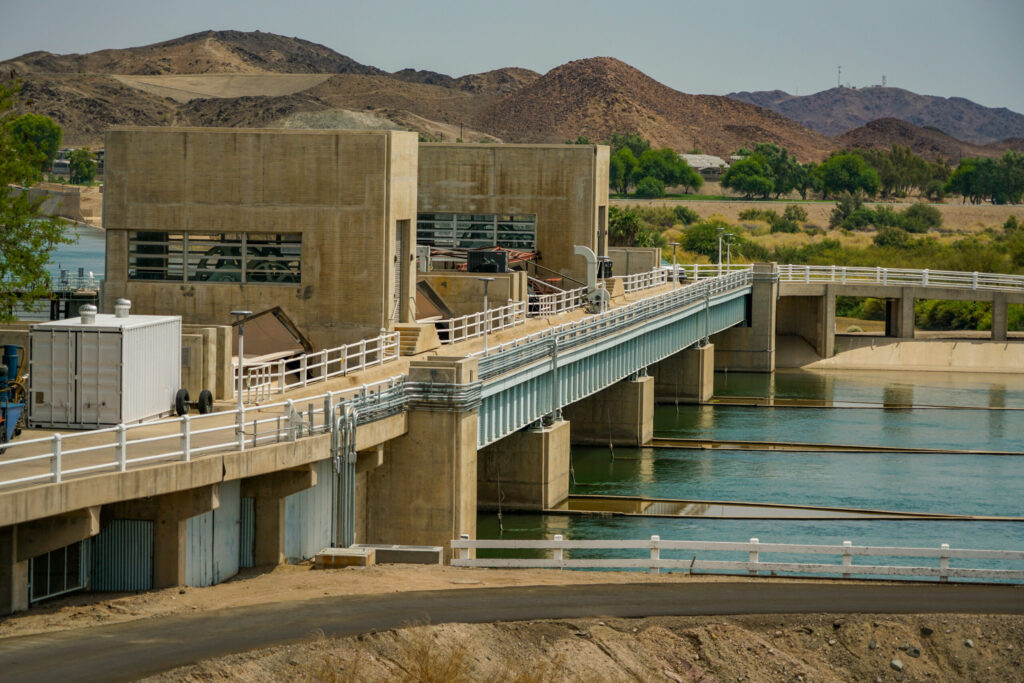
[
  {"x1": 175, "y1": 388, "x2": 190, "y2": 416},
  {"x1": 197, "y1": 389, "x2": 214, "y2": 415}
]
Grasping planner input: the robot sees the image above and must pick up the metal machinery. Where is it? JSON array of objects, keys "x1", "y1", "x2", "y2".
[{"x1": 0, "y1": 344, "x2": 27, "y2": 446}]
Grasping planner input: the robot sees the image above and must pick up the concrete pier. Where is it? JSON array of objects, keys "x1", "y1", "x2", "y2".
[
  {"x1": 563, "y1": 375, "x2": 654, "y2": 446},
  {"x1": 712, "y1": 263, "x2": 779, "y2": 372},
  {"x1": 477, "y1": 419, "x2": 570, "y2": 511},
  {"x1": 653, "y1": 343, "x2": 715, "y2": 404}
]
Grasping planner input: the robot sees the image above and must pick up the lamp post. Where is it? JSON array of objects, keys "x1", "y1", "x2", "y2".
[
  {"x1": 717, "y1": 227, "x2": 725, "y2": 274},
  {"x1": 231, "y1": 309, "x2": 252, "y2": 448},
  {"x1": 668, "y1": 241, "x2": 679, "y2": 288},
  {"x1": 477, "y1": 277, "x2": 495, "y2": 355},
  {"x1": 725, "y1": 233, "x2": 734, "y2": 267}
]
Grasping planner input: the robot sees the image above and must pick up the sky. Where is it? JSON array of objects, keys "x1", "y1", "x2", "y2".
[{"x1": 3, "y1": 0, "x2": 1023, "y2": 113}]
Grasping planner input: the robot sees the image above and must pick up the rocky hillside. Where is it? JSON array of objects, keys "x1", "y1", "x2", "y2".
[
  {"x1": 729, "y1": 86, "x2": 1024, "y2": 144},
  {"x1": 475, "y1": 57, "x2": 833, "y2": 160},
  {"x1": 833, "y1": 118, "x2": 1024, "y2": 163}
]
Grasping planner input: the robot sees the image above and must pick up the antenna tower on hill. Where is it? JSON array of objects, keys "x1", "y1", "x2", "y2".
[
  {"x1": 837, "y1": 66, "x2": 842, "y2": 88},
  {"x1": 882, "y1": 74, "x2": 887, "y2": 87}
]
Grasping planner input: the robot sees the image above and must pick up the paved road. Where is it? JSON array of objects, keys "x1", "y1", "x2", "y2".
[{"x1": 1, "y1": 582, "x2": 1021, "y2": 682}]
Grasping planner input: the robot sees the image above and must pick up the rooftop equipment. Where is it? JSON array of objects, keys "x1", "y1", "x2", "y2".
[{"x1": 29, "y1": 300, "x2": 182, "y2": 428}]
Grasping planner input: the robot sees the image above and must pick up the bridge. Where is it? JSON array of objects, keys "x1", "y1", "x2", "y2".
[{"x1": 0, "y1": 262, "x2": 1020, "y2": 613}]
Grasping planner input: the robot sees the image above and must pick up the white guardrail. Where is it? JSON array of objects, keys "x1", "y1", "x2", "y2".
[
  {"x1": 618, "y1": 269, "x2": 669, "y2": 292},
  {"x1": 778, "y1": 264, "x2": 1024, "y2": 291},
  {"x1": 0, "y1": 377, "x2": 407, "y2": 489},
  {"x1": 237, "y1": 332, "x2": 400, "y2": 403},
  {"x1": 529, "y1": 286, "x2": 588, "y2": 317},
  {"x1": 452, "y1": 535, "x2": 1024, "y2": 583},
  {"x1": 438, "y1": 301, "x2": 527, "y2": 344}
]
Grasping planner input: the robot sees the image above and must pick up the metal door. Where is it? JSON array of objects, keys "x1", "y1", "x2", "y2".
[
  {"x1": 29, "y1": 329, "x2": 75, "y2": 426},
  {"x1": 76, "y1": 330, "x2": 122, "y2": 426}
]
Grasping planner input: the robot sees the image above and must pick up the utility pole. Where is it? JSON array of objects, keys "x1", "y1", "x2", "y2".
[{"x1": 837, "y1": 65, "x2": 842, "y2": 88}]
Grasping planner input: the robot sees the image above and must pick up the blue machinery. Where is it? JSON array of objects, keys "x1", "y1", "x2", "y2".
[{"x1": 1, "y1": 344, "x2": 26, "y2": 445}]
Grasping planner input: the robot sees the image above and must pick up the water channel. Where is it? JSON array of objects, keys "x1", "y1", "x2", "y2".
[{"x1": 478, "y1": 369, "x2": 1024, "y2": 570}]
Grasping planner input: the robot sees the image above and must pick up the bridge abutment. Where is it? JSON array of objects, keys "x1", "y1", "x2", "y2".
[
  {"x1": 477, "y1": 419, "x2": 570, "y2": 511},
  {"x1": 777, "y1": 287, "x2": 836, "y2": 358},
  {"x1": 563, "y1": 375, "x2": 654, "y2": 446},
  {"x1": 712, "y1": 263, "x2": 778, "y2": 372},
  {"x1": 653, "y1": 343, "x2": 715, "y2": 404}
]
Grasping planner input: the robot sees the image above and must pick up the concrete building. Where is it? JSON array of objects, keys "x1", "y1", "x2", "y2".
[
  {"x1": 417, "y1": 144, "x2": 610, "y2": 283},
  {"x1": 102, "y1": 128, "x2": 419, "y2": 349}
]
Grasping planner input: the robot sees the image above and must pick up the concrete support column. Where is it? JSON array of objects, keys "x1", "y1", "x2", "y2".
[
  {"x1": 886, "y1": 290, "x2": 915, "y2": 339},
  {"x1": 821, "y1": 286, "x2": 836, "y2": 358},
  {"x1": 563, "y1": 375, "x2": 654, "y2": 446},
  {"x1": 365, "y1": 357, "x2": 479, "y2": 552},
  {"x1": 991, "y1": 293, "x2": 1008, "y2": 342},
  {"x1": 0, "y1": 527, "x2": 29, "y2": 615},
  {"x1": 711, "y1": 262, "x2": 778, "y2": 372},
  {"x1": 240, "y1": 465, "x2": 317, "y2": 566},
  {"x1": 107, "y1": 485, "x2": 219, "y2": 588},
  {"x1": 477, "y1": 419, "x2": 570, "y2": 511},
  {"x1": 653, "y1": 343, "x2": 715, "y2": 404}
]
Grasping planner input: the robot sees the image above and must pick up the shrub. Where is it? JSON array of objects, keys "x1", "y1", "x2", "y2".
[
  {"x1": 635, "y1": 175, "x2": 666, "y2": 198},
  {"x1": 673, "y1": 205, "x2": 700, "y2": 225},
  {"x1": 923, "y1": 180, "x2": 946, "y2": 202},
  {"x1": 902, "y1": 203, "x2": 942, "y2": 233},
  {"x1": 873, "y1": 225, "x2": 912, "y2": 248},
  {"x1": 782, "y1": 204, "x2": 808, "y2": 223},
  {"x1": 829, "y1": 191, "x2": 864, "y2": 227}
]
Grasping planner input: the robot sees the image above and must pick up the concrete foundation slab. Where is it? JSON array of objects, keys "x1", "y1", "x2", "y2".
[
  {"x1": 315, "y1": 547, "x2": 375, "y2": 569},
  {"x1": 351, "y1": 544, "x2": 443, "y2": 565}
]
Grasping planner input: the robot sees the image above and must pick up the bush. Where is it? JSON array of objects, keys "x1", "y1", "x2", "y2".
[
  {"x1": 902, "y1": 203, "x2": 942, "y2": 233},
  {"x1": 916, "y1": 300, "x2": 990, "y2": 330},
  {"x1": 923, "y1": 180, "x2": 946, "y2": 202},
  {"x1": 873, "y1": 225, "x2": 912, "y2": 248},
  {"x1": 782, "y1": 204, "x2": 808, "y2": 222},
  {"x1": 673, "y1": 205, "x2": 700, "y2": 225},
  {"x1": 635, "y1": 175, "x2": 666, "y2": 198},
  {"x1": 829, "y1": 191, "x2": 864, "y2": 227}
]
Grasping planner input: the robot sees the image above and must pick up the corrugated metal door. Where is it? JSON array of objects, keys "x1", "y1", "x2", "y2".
[
  {"x1": 213, "y1": 480, "x2": 241, "y2": 583},
  {"x1": 185, "y1": 511, "x2": 214, "y2": 587},
  {"x1": 122, "y1": 318, "x2": 181, "y2": 423},
  {"x1": 29, "y1": 329, "x2": 75, "y2": 426},
  {"x1": 284, "y1": 459, "x2": 333, "y2": 561},
  {"x1": 76, "y1": 329, "x2": 122, "y2": 426},
  {"x1": 239, "y1": 497, "x2": 255, "y2": 568},
  {"x1": 90, "y1": 520, "x2": 153, "y2": 592}
]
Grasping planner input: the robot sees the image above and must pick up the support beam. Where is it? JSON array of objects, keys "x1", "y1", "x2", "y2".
[
  {"x1": 653, "y1": 343, "x2": 714, "y2": 404},
  {"x1": 365, "y1": 357, "x2": 478, "y2": 553},
  {"x1": 992, "y1": 293, "x2": 1008, "y2": 342},
  {"x1": 478, "y1": 419, "x2": 570, "y2": 511},
  {"x1": 0, "y1": 527, "x2": 28, "y2": 615},
  {"x1": 563, "y1": 375, "x2": 653, "y2": 446},
  {"x1": 886, "y1": 290, "x2": 915, "y2": 339},
  {"x1": 711, "y1": 262, "x2": 778, "y2": 372},
  {"x1": 241, "y1": 465, "x2": 317, "y2": 567},
  {"x1": 17, "y1": 507, "x2": 100, "y2": 562}
]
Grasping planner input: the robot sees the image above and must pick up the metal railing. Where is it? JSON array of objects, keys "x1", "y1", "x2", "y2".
[
  {"x1": 528, "y1": 286, "x2": 588, "y2": 317},
  {"x1": 0, "y1": 377, "x2": 407, "y2": 490},
  {"x1": 617, "y1": 269, "x2": 669, "y2": 292},
  {"x1": 452, "y1": 535, "x2": 1024, "y2": 583},
  {"x1": 438, "y1": 301, "x2": 527, "y2": 344},
  {"x1": 237, "y1": 332, "x2": 400, "y2": 403},
  {"x1": 476, "y1": 267, "x2": 753, "y2": 379},
  {"x1": 778, "y1": 264, "x2": 1024, "y2": 292}
]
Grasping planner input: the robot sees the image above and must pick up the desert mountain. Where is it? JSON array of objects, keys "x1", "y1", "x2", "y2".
[
  {"x1": 833, "y1": 118, "x2": 1024, "y2": 163},
  {"x1": 729, "y1": 86, "x2": 1024, "y2": 144},
  {"x1": 475, "y1": 58, "x2": 832, "y2": 160}
]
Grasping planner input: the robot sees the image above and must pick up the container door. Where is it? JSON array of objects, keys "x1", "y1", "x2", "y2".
[
  {"x1": 29, "y1": 329, "x2": 75, "y2": 426},
  {"x1": 76, "y1": 330, "x2": 122, "y2": 426}
]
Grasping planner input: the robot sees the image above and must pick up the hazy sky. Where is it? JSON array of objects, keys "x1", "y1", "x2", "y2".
[{"x1": 3, "y1": 0, "x2": 1023, "y2": 112}]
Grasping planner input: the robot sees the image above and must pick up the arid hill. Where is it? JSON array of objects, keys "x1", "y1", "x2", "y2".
[
  {"x1": 729, "y1": 86, "x2": 1024, "y2": 144},
  {"x1": 833, "y1": 118, "x2": 1024, "y2": 163},
  {"x1": 474, "y1": 57, "x2": 832, "y2": 160}
]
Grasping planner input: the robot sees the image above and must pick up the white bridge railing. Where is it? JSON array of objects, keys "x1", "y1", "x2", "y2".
[
  {"x1": 452, "y1": 535, "x2": 1024, "y2": 583},
  {"x1": 778, "y1": 264, "x2": 1024, "y2": 291},
  {"x1": 529, "y1": 286, "x2": 587, "y2": 317},
  {"x1": 438, "y1": 301, "x2": 527, "y2": 344},
  {"x1": 0, "y1": 377, "x2": 406, "y2": 490},
  {"x1": 618, "y1": 269, "x2": 669, "y2": 292},
  {"x1": 237, "y1": 331, "x2": 400, "y2": 403}
]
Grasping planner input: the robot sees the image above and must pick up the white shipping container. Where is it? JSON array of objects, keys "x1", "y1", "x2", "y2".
[{"x1": 29, "y1": 313, "x2": 181, "y2": 428}]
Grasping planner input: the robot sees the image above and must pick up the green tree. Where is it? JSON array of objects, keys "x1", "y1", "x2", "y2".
[
  {"x1": 68, "y1": 147, "x2": 96, "y2": 184},
  {"x1": 609, "y1": 132, "x2": 651, "y2": 159},
  {"x1": 634, "y1": 175, "x2": 666, "y2": 198},
  {"x1": 794, "y1": 162, "x2": 820, "y2": 199},
  {"x1": 816, "y1": 153, "x2": 881, "y2": 198},
  {"x1": 1, "y1": 75, "x2": 73, "y2": 322},
  {"x1": 636, "y1": 148, "x2": 703, "y2": 192},
  {"x1": 721, "y1": 155, "x2": 774, "y2": 199},
  {"x1": 752, "y1": 142, "x2": 802, "y2": 198},
  {"x1": 609, "y1": 147, "x2": 639, "y2": 194},
  {"x1": 607, "y1": 206, "x2": 665, "y2": 247},
  {"x1": 7, "y1": 112, "x2": 62, "y2": 171}
]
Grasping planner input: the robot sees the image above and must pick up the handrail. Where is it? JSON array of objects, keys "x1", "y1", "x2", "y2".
[
  {"x1": 529, "y1": 286, "x2": 587, "y2": 317},
  {"x1": 437, "y1": 301, "x2": 527, "y2": 344},
  {"x1": 617, "y1": 269, "x2": 668, "y2": 292},
  {"x1": 777, "y1": 264, "x2": 1024, "y2": 292},
  {"x1": 451, "y1": 535, "x2": 1024, "y2": 582},
  {"x1": 236, "y1": 331, "x2": 401, "y2": 403}
]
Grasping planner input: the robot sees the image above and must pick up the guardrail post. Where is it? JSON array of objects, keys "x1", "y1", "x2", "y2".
[
  {"x1": 458, "y1": 533, "x2": 470, "y2": 562},
  {"x1": 553, "y1": 534, "x2": 564, "y2": 569},
  {"x1": 278, "y1": 360, "x2": 286, "y2": 393},
  {"x1": 300, "y1": 355, "x2": 308, "y2": 388},
  {"x1": 116, "y1": 424, "x2": 127, "y2": 472},
  {"x1": 972, "y1": 272, "x2": 978, "y2": 290},
  {"x1": 841, "y1": 266, "x2": 847, "y2": 284},
  {"x1": 180, "y1": 414, "x2": 191, "y2": 462},
  {"x1": 882, "y1": 268, "x2": 888, "y2": 286},
  {"x1": 876, "y1": 266, "x2": 881, "y2": 283},
  {"x1": 922, "y1": 269, "x2": 929, "y2": 286},
  {"x1": 842, "y1": 540, "x2": 852, "y2": 579},
  {"x1": 748, "y1": 537, "x2": 759, "y2": 576},
  {"x1": 51, "y1": 433, "x2": 62, "y2": 483},
  {"x1": 939, "y1": 543, "x2": 950, "y2": 583},
  {"x1": 237, "y1": 405, "x2": 246, "y2": 451},
  {"x1": 650, "y1": 535, "x2": 660, "y2": 575},
  {"x1": 359, "y1": 339, "x2": 367, "y2": 370},
  {"x1": 286, "y1": 399, "x2": 298, "y2": 440}
]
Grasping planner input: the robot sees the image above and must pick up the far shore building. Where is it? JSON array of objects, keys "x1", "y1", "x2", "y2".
[{"x1": 680, "y1": 153, "x2": 729, "y2": 180}]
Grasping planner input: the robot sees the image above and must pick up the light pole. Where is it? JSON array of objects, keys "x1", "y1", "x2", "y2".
[
  {"x1": 477, "y1": 277, "x2": 495, "y2": 355},
  {"x1": 668, "y1": 241, "x2": 679, "y2": 288},
  {"x1": 725, "y1": 233, "x2": 734, "y2": 267},
  {"x1": 717, "y1": 227, "x2": 725, "y2": 274},
  {"x1": 231, "y1": 309, "x2": 252, "y2": 448}
]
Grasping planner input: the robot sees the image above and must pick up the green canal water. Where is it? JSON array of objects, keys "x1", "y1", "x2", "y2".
[{"x1": 478, "y1": 369, "x2": 1024, "y2": 570}]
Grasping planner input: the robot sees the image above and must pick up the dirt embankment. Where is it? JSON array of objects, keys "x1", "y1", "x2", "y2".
[{"x1": 147, "y1": 613, "x2": 1023, "y2": 682}]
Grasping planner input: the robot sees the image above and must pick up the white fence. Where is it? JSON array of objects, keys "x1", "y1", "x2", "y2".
[
  {"x1": 0, "y1": 377, "x2": 406, "y2": 489},
  {"x1": 438, "y1": 301, "x2": 527, "y2": 344},
  {"x1": 451, "y1": 535, "x2": 1024, "y2": 583},
  {"x1": 529, "y1": 286, "x2": 588, "y2": 317},
  {"x1": 618, "y1": 269, "x2": 669, "y2": 292},
  {"x1": 237, "y1": 332, "x2": 400, "y2": 403},
  {"x1": 778, "y1": 264, "x2": 1024, "y2": 292}
]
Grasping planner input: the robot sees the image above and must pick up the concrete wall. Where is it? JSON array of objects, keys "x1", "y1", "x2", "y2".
[
  {"x1": 13, "y1": 186, "x2": 84, "y2": 222},
  {"x1": 417, "y1": 271, "x2": 527, "y2": 317},
  {"x1": 417, "y1": 144, "x2": 610, "y2": 283},
  {"x1": 608, "y1": 247, "x2": 660, "y2": 276},
  {"x1": 102, "y1": 128, "x2": 419, "y2": 349}
]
